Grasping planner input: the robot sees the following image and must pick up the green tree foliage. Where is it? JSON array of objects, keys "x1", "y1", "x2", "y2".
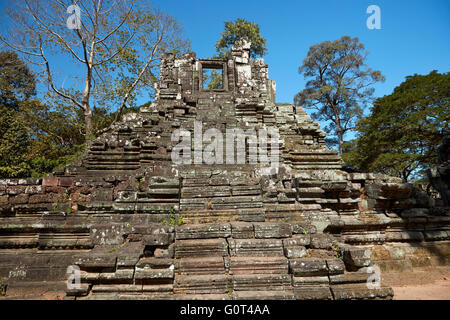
[
  {"x1": 0, "y1": 107, "x2": 31, "y2": 177},
  {"x1": 342, "y1": 70, "x2": 450, "y2": 182},
  {"x1": 0, "y1": 51, "x2": 36, "y2": 109},
  {"x1": 294, "y1": 36, "x2": 385, "y2": 153},
  {"x1": 215, "y1": 18, "x2": 267, "y2": 59},
  {"x1": 0, "y1": 51, "x2": 34, "y2": 177},
  {"x1": 0, "y1": 51, "x2": 90, "y2": 178},
  {"x1": 202, "y1": 68, "x2": 223, "y2": 90},
  {"x1": 205, "y1": 18, "x2": 267, "y2": 90}
]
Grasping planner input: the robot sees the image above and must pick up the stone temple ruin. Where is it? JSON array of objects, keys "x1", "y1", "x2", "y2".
[{"x1": 0, "y1": 39, "x2": 449, "y2": 300}]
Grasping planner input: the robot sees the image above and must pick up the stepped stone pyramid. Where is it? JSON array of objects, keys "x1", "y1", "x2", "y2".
[{"x1": 0, "y1": 39, "x2": 449, "y2": 300}]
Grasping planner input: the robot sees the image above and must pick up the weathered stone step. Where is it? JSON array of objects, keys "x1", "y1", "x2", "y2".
[
  {"x1": 289, "y1": 258, "x2": 345, "y2": 277},
  {"x1": 174, "y1": 274, "x2": 229, "y2": 294},
  {"x1": 80, "y1": 269, "x2": 134, "y2": 283},
  {"x1": 329, "y1": 272, "x2": 370, "y2": 284},
  {"x1": 86, "y1": 160, "x2": 140, "y2": 165},
  {"x1": 77, "y1": 292, "x2": 176, "y2": 300},
  {"x1": 176, "y1": 223, "x2": 231, "y2": 240},
  {"x1": 175, "y1": 256, "x2": 226, "y2": 275},
  {"x1": 86, "y1": 165, "x2": 141, "y2": 171},
  {"x1": 232, "y1": 274, "x2": 292, "y2": 291},
  {"x1": 232, "y1": 290, "x2": 295, "y2": 300},
  {"x1": 294, "y1": 285, "x2": 333, "y2": 300},
  {"x1": 210, "y1": 196, "x2": 264, "y2": 210},
  {"x1": 330, "y1": 283, "x2": 393, "y2": 300},
  {"x1": 134, "y1": 266, "x2": 174, "y2": 280},
  {"x1": 229, "y1": 239, "x2": 284, "y2": 257},
  {"x1": 88, "y1": 151, "x2": 140, "y2": 156},
  {"x1": 181, "y1": 186, "x2": 231, "y2": 198},
  {"x1": 143, "y1": 188, "x2": 179, "y2": 195},
  {"x1": 175, "y1": 238, "x2": 228, "y2": 258},
  {"x1": 91, "y1": 283, "x2": 173, "y2": 293},
  {"x1": 181, "y1": 210, "x2": 239, "y2": 224},
  {"x1": 253, "y1": 222, "x2": 292, "y2": 238},
  {"x1": 292, "y1": 164, "x2": 343, "y2": 170},
  {"x1": 229, "y1": 256, "x2": 289, "y2": 274},
  {"x1": 136, "y1": 257, "x2": 173, "y2": 269}
]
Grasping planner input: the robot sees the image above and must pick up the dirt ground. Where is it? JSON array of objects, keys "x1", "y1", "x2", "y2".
[{"x1": 382, "y1": 266, "x2": 450, "y2": 300}]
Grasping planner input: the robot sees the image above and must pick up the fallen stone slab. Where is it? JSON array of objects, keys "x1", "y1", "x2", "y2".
[{"x1": 331, "y1": 283, "x2": 393, "y2": 300}]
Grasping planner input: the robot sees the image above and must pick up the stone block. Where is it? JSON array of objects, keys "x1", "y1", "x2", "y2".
[
  {"x1": 229, "y1": 239, "x2": 284, "y2": 257},
  {"x1": 42, "y1": 177, "x2": 59, "y2": 187},
  {"x1": 326, "y1": 258, "x2": 345, "y2": 275},
  {"x1": 294, "y1": 286, "x2": 332, "y2": 300},
  {"x1": 310, "y1": 233, "x2": 334, "y2": 249},
  {"x1": 289, "y1": 258, "x2": 328, "y2": 277},
  {"x1": 175, "y1": 238, "x2": 228, "y2": 258},
  {"x1": 232, "y1": 274, "x2": 291, "y2": 291},
  {"x1": 175, "y1": 257, "x2": 225, "y2": 275},
  {"x1": 174, "y1": 275, "x2": 229, "y2": 294},
  {"x1": 144, "y1": 233, "x2": 171, "y2": 246},
  {"x1": 283, "y1": 246, "x2": 307, "y2": 258},
  {"x1": 283, "y1": 234, "x2": 310, "y2": 247},
  {"x1": 331, "y1": 284, "x2": 393, "y2": 300},
  {"x1": 343, "y1": 247, "x2": 372, "y2": 270},
  {"x1": 135, "y1": 267, "x2": 173, "y2": 280},
  {"x1": 230, "y1": 256, "x2": 289, "y2": 275},
  {"x1": 254, "y1": 222, "x2": 292, "y2": 238},
  {"x1": 230, "y1": 222, "x2": 254, "y2": 238},
  {"x1": 175, "y1": 223, "x2": 231, "y2": 239}
]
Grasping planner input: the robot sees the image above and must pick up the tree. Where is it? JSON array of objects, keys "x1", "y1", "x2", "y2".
[
  {"x1": 0, "y1": 51, "x2": 34, "y2": 177},
  {"x1": 294, "y1": 36, "x2": 385, "y2": 153},
  {"x1": 0, "y1": 107, "x2": 30, "y2": 170},
  {"x1": 215, "y1": 18, "x2": 267, "y2": 59},
  {"x1": 0, "y1": 51, "x2": 36, "y2": 109},
  {"x1": 342, "y1": 70, "x2": 450, "y2": 182},
  {"x1": 1, "y1": 0, "x2": 190, "y2": 138},
  {"x1": 204, "y1": 18, "x2": 267, "y2": 90}
]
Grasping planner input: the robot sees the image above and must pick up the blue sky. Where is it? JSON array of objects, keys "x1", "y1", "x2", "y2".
[{"x1": 151, "y1": 0, "x2": 449, "y2": 107}]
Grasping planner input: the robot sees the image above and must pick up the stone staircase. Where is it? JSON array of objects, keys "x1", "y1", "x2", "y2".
[{"x1": 67, "y1": 215, "x2": 394, "y2": 300}]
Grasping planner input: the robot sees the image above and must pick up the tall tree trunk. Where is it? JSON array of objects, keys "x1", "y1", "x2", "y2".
[
  {"x1": 84, "y1": 105, "x2": 92, "y2": 138},
  {"x1": 82, "y1": 74, "x2": 92, "y2": 138},
  {"x1": 334, "y1": 108, "x2": 344, "y2": 154},
  {"x1": 82, "y1": 52, "x2": 93, "y2": 138}
]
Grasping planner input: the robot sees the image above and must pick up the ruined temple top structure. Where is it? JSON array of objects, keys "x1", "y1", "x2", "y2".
[{"x1": 60, "y1": 38, "x2": 342, "y2": 177}]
